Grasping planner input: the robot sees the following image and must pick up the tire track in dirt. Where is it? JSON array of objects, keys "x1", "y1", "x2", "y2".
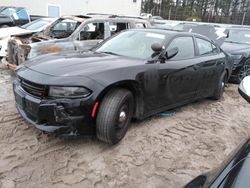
[{"x1": 0, "y1": 71, "x2": 250, "y2": 188}]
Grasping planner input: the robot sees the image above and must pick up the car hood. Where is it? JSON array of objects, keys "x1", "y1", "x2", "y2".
[
  {"x1": 0, "y1": 26, "x2": 30, "y2": 38},
  {"x1": 221, "y1": 42, "x2": 250, "y2": 54},
  {"x1": 0, "y1": 14, "x2": 8, "y2": 19},
  {"x1": 24, "y1": 51, "x2": 144, "y2": 77}
]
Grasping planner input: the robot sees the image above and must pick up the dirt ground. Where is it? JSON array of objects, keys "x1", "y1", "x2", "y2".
[{"x1": 0, "y1": 61, "x2": 250, "y2": 188}]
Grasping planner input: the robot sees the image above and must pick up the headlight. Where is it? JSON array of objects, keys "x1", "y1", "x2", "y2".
[{"x1": 48, "y1": 86, "x2": 92, "y2": 98}]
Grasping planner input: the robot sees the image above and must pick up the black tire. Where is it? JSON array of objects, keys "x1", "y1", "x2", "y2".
[
  {"x1": 211, "y1": 71, "x2": 227, "y2": 100},
  {"x1": 237, "y1": 63, "x2": 250, "y2": 84},
  {"x1": 96, "y1": 89, "x2": 134, "y2": 144}
]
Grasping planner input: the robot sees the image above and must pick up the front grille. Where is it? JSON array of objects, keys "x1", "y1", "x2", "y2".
[{"x1": 20, "y1": 79, "x2": 46, "y2": 98}]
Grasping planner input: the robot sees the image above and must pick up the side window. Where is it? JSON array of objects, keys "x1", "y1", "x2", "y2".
[
  {"x1": 1, "y1": 8, "x2": 16, "y2": 17},
  {"x1": 109, "y1": 22, "x2": 129, "y2": 35},
  {"x1": 167, "y1": 37, "x2": 194, "y2": 60},
  {"x1": 16, "y1": 9, "x2": 29, "y2": 20},
  {"x1": 196, "y1": 38, "x2": 213, "y2": 55},
  {"x1": 78, "y1": 22, "x2": 104, "y2": 41}
]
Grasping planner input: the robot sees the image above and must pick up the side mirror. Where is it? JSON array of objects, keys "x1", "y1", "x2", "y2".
[
  {"x1": 166, "y1": 47, "x2": 179, "y2": 59},
  {"x1": 151, "y1": 43, "x2": 164, "y2": 53},
  {"x1": 238, "y1": 76, "x2": 250, "y2": 103}
]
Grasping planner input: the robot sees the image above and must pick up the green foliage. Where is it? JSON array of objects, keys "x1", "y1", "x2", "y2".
[{"x1": 141, "y1": 0, "x2": 250, "y2": 25}]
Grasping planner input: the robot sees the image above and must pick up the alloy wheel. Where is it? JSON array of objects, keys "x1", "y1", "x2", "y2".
[{"x1": 238, "y1": 64, "x2": 250, "y2": 82}]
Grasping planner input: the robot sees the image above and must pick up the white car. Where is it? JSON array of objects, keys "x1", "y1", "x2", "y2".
[{"x1": 0, "y1": 17, "x2": 56, "y2": 57}]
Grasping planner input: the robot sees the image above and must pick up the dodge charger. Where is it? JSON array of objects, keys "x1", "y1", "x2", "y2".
[{"x1": 13, "y1": 29, "x2": 231, "y2": 144}]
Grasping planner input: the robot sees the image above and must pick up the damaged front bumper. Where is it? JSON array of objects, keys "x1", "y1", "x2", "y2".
[
  {"x1": 1, "y1": 57, "x2": 17, "y2": 70},
  {"x1": 13, "y1": 80, "x2": 95, "y2": 136}
]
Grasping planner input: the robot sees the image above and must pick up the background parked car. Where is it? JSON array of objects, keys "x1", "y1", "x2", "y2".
[
  {"x1": 7, "y1": 15, "x2": 150, "y2": 67},
  {"x1": 0, "y1": 6, "x2": 45, "y2": 28},
  {"x1": 13, "y1": 29, "x2": 231, "y2": 144},
  {"x1": 185, "y1": 75, "x2": 250, "y2": 188},
  {"x1": 221, "y1": 27, "x2": 250, "y2": 83},
  {"x1": 0, "y1": 18, "x2": 56, "y2": 58}
]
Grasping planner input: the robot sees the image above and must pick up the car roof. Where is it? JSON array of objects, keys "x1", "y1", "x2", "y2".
[
  {"x1": 0, "y1": 6, "x2": 25, "y2": 10},
  {"x1": 143, "y1": 28, "x2": 211, "y2": 40},
  {"x1": 228, "y1": 27, "x2": 250, "y2": 31},
  {"x1": 61, "y1": 15, "x2": 149, "y2": 23}
]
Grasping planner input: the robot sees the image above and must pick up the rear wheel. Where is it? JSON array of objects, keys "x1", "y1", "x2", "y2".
[
  {"x1": 211, "y1": 71, "x2": 227, "y2": 100},
  {"x1": 96, "y1": 89, "x2": 134, "y2": 144}
]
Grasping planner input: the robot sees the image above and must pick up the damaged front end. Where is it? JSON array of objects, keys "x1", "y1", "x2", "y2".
[
  {"x1": 7, "y1": 34, "x2": 32, "y2": 67},
  {"x1": 6, "y1": 35, "x2": 65, "y2": 70},
  {"x1": 6, "y1": 16, "x2": 83, "y2": 69},
  {"x1": 13, "y1": 77, "x2": 95, "y2": 136}
]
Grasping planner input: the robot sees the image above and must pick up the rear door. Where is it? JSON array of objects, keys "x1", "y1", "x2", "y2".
[
  {"x1": 158, "y1": 36, "x2": 201, "y2": 107},
  {"x1": 194, "y1": 37, "x2": 226, "y2": 98}
]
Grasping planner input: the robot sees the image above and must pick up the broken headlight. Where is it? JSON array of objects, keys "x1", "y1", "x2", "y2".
[{"x1": 48, "y1": 86, "x2": 92, "y2": 98}]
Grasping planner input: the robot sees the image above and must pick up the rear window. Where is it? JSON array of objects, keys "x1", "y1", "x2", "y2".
[{"x1": 196, "y1": 38, "x2": 213, "y2": 55}]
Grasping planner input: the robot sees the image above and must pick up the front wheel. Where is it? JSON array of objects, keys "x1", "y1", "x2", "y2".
[
  {"x1": 96, "y1": 89, "x2": 134, "y2": 144},
  {"x1": 211, "y1": 71, "x2": 227, "y2": 100}
]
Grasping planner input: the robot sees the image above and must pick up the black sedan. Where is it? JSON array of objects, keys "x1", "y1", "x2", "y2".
[
  {"x1": 13, "y1": 29, "x2": 231, "y2": 144},
  {"x1": 221, "y1": 27, "x2": 250, "y2": 83}
]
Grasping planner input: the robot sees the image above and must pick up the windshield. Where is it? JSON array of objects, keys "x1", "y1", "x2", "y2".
[
  {"x1": 0, "y1": 7, "x2": 16, "y2": 17},
  {"x1": 225, "y1": 29, "x2": 250, "y2": 44},
  {"x1": 49, "y1": 18, "x2": 81, "y2": 39},
  {"x1": 96, "y1": 30, "x2": 166, "y2": 60},
  {"x1": 21, "y1": 19, "x2": 52, "y2": 31}
]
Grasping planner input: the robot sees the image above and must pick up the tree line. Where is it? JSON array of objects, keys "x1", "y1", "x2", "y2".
[{"x1": 142, "y1": 0, "x2": 250, "y2": 25}]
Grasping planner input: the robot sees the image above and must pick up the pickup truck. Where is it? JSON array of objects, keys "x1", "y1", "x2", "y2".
[{"x1": 0, "y1": 6, "x2": 45, "y2": 28}]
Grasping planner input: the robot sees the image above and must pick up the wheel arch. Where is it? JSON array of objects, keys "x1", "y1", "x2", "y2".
[
  {"x1": 225, "y1": 68, "x2": 230, "y2": 82},
  {"x1": 94, "y1": 80, "x2": 144, "y2": 119}
]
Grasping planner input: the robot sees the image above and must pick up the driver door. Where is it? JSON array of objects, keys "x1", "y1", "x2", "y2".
[{"x1": 158, "y1": 36, "x2": 201, "y2": 107}]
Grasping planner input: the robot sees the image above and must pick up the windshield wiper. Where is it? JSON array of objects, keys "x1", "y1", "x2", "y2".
[
  {"x1": 225, "y1": 40, "x2": 247, "y2": 44},
  {"x1": 100, "y1": 51, "x2": 120, "y2": 56}
]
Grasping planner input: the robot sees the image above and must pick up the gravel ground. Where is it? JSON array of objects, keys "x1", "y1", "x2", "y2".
[{"x1": 0, "y1": 61, "x2": 250, "y2": 188}]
